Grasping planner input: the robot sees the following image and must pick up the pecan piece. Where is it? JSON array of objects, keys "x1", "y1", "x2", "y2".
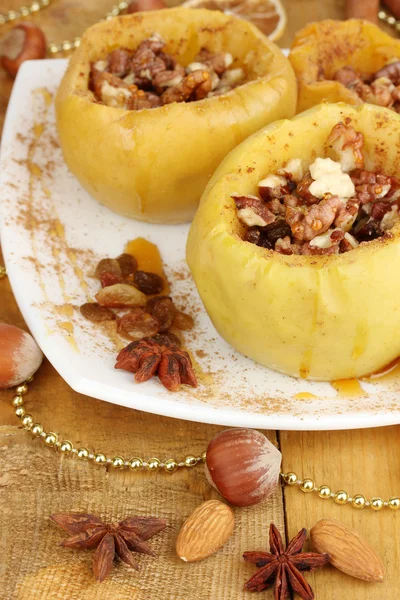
[
  {"x1": 296, "y1": 172, "x2": 319, "y2": 204},
  {"x1": 286, "y1": 195, "x2": 343, "y2": 242},
  {"x1": 96, "y1": 284, "x2": 147, "y2": 308},
  {"x1": 108, "y1": 48, "x2": 132, "y2": 77},
  {"x1": 95, "y1": 258, "x2": 123, "y2": 288},
  {"x1": 92, "y1": 72, "x2": 135, "y2": 109},
  {"x1": 333, "y1": 65, "x2": 363, "y2": 89},
  {"x1": 258, "y1": 174, "x2": 290, "y2": 200},
  {"x1": 161, "y1": 70, "x2": 212, "y2": 104},
  {"x1": 146, "y1": 296, "x2": 175, "y2": 331},
  {"x1": 374, "y1": 60, "x2": 400, "y2": 85},
  {"x1": 327, "y1": 121, "x2": 364, "y2": 172},
  {"x1": 233, "y1": 195, "x2": 275, "y2": 227},
  {"x1": 117, "y1": 307, "x2": 160, "y2": 340},
  {"x1": 360, "y1": 77, "x2": 394, "y2": 108},
  {"x1": 153, "y1": 66, "x2": 185, "y2": 91},
  {"x1": 196, "y1": 48, "x2": 233, "y2": 75},
  {"x1": 334, "y1": 198, "x2": 360, "y2": 232},
  {"x1": 134, "y1": 271, "x2": 164, "y2": 295},
  {"x1": 274, "y1": 236, "x2": 300, "y2": 255},
  {"x1": 80, "y1": 303, "x2": 117, "y2": 322}
]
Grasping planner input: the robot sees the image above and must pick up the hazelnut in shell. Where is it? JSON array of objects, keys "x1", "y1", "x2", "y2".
[
  {"x1": 0, "y1": 23, "x2": 46, "y2": 78},
  {"x1": 205, "y1": 428, "x2": 282, "y2": 507},
  {"x1": 0, "y1": 323, "x2": 43, "y2": 388}
]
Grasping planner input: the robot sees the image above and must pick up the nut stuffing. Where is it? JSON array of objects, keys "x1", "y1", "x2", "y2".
[
  {"x1": 331, "y1": 60, "x2": 400, "y2": 113},
  {"x1": 235, "y1": 120, "x2": 400, "y2": 255},
  {"x1": 89, "y1": 33, "x2": 245, "y2": 110}
]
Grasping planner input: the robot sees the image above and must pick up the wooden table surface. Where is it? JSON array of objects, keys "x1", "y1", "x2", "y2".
[{"x1": 1, "y1": 1, "x2": 400, "y2": 599}]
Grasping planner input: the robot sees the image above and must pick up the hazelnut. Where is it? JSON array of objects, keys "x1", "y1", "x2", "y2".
[
  {"x1": 0, "y1": 23, "x2": 46, "y2": 78},
  {"x1": 205, "y1": 428, "x2": 282, "y2": 507},
  {"x1": 0, "y1": 323, "x2": 43, "y2": 388},
  {"x1": 126, "y1": 0, "x2": 166, "y2": 12}
]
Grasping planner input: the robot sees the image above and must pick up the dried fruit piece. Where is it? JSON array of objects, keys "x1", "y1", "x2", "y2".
[
  {"x1": 117, "y1": 308, "x2": 160, "y2": 340},
  {"x1": 146, "y1": 296, "x2": 175, "y2": 331},
  {"x1": 96, "y1": 284, "x2": 147, "y2": 308},
  {"x1": 124, "y1": 238, "x2": 169, "y2": 293},
  {"x1": 152, "y1": 332, "x2": 181, "y2": 347},
  {"x1": 176, "y1": 500, "x2": 235, "y2": 562},
  {"x1": 172, "y1": 311, "x2": 194, "y2": 331},
  {"x1": 80, "y1": 303, "x2": 116, "y2": 322},
  {"x1": 95, "y1": 258, "x2": 123, "y2": 288},
  {"x1": 116, "y1": 253, "x2": 138, "y2": 278},
  {"x1": 310, "y1": 519, "x2": 385, "y2": 583},
  {"x1": 205, "y1": 428, "x2": 282, "y2": 507},
  {"x1": 134, "y1": 270, "x2": 164, "y2": 294}
]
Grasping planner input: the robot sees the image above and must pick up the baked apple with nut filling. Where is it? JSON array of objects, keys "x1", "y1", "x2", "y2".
[
  {"x1": 56, "y1": 8, "x2": 296, "y2": 224},
  {"x1": 187, "y1": 103, "x2": 400, "y2": 381},
  {"x1": 289, "y1": 19, "x2": 400, "y2": 113}
]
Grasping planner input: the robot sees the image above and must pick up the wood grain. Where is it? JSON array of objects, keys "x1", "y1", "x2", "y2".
[{"x1": 1, "y1": 1, "x2": 400, "y2": 598}]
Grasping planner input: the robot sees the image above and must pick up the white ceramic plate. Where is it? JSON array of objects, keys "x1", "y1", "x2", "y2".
[{"x1": 1, "y1": 59, "x2": 400, "y2": 431}]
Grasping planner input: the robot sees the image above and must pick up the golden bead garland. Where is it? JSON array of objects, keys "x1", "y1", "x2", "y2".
[
  {"x1": 11, "y1": 376, "x2": 206, "y2": 473},
  {"x1": 6, "y1": 374, "x2": 400, "y2": 510},
  {"x1": 378, "y1": 8, "x2": 400, "y2": 33},
  {"x1": 0, "y1": 0, "x2": 53, "y2": 26}
]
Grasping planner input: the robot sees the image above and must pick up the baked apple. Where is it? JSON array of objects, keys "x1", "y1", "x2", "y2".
[
  {"x1": 289, "y1": 19, "x2": 400, "y2": 113},
  {"x1": 186, "y1": 103, "x2": 400, "y2": 381},
  {"x1": 56, "y1": 7, "x2": 296, "y2": 224}
]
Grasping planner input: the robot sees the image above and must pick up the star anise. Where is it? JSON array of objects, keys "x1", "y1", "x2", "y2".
[
  {"x1": 50, "y1": 512, "x2": 166, "y2": 582},
  {"x1": 243, "y1": 524, "x2": 330, "y2": 599},
  {"x1": 114, "y1": 333, "x2": 198, "y2": 392}
]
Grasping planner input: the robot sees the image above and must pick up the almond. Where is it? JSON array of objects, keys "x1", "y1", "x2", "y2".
[
  {"x1": 176, "y1": 499, "x2": 235, "y2": 562},
  {"x1": 310, "y1": 518, "x2": 385, "y2": 582}
]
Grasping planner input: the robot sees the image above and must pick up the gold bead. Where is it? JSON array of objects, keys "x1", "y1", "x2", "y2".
[
  {"x1": 129, "y1": 457, "x2": 143, "y2": 470},
  {"x1": 31, "y1": 423, "x2": 43, "y2": 436},
  {"x1": 370, "y1": 497, "x2": 384, "y2": 511},
  {"x1": 389, "y1": 497, "x2": 400, "y2": 510},
  {"x1": 60, "y1": 440, "x2": 73, "y2": 453},
  {"x1": 334, "y1": 490, "x2": 349, "y2": 505},
  {"x1": 16, "y1": 384, "x2": 28, "y2": 395},
  {"x1": 41, "y1": 0, "x2": 50, "y2": 5},
  {"x1": 164, "y1": 458, "x2": 178, "y2": 473},
  {"x1": 378, "y1": 10, "x2": 387, "y2": 19},
  {"x1": 111, "y1": 456, "x2": 125, "y2": 469},
  {"x1": 352, "y1": 494, "x2": 366, "y2": 509},
  {"x1": 12, "y1": 395, "x2": 24, "y2": 407},
  {"x1": 77, "y1": 447, "x2": 89, "y2": 460},
  {"x1": 25, "y1": 375, "x2": 34, "y2": 383},
  {"x1": 15, "y1": 406, "x2": 25, "y2": 418},
  {"x1": 48, "y1": 43, "x2": 59, "y2": 54},
  {"x1": 0, "y1": 265, "x2": 6, "y2": 279},
  {"x1": 21, "y1": 414, "x2": 33, "y2": 428},
  {"x1": 201, "y1": 450, "x2": 207, "y2": 462},
  {"x1": 62, "y1": 41, "x2": 72, "y2": 52},
  {"x1": 7, "y1": 10, "x2": 18, "y2": 20},
  {"x1": 73, "y1": 38, "x2": 81, "y2": 48},
  {"x1": 119, "y1": 1, "x2": 128, "y2": 9},
  {"x1": 30, "y1": 2, "x2": 41, "y2": 12},
  {"x1": 44, "y1": 432, "x2": 57, "y2": 446},
  {"x1": 284, "y1": 472, "x2": 298, "y2": 486},
  {"x1": 300, "y1": 479, "x2": 314, "y2": 493},
  {"x1": 396, "y1": 22, "x2": 400, "y2": 31},
  {"x1": 147, "y1": 458, "x2": 160, "y2": 471},
  {"x1": 185, "y1": 455, "x2": 197, "y2": 467},
  {"x1": 388, "y1": 15, "x2": 396, "y2": 25},
  {"x1": 111, "y1": 6, "x2": 120, "y2": 16},
  {"x1": 0, "y1": 15, "x2": 6, "y2": 25},
  {"x1": 94, "y1": 452, "x2": 107, "y2": 465},
  {"x1": 318, "y1": 485, "x2": 331, "y2": 499}
]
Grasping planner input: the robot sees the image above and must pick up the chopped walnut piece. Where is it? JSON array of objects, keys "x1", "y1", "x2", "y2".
[
  {"x1": 308, "y1": 158, "x2": 355, "y2": 199},
  {"x1": 219, "y1": 68, "x2": 245, "y2": 88},
  {"x1": 258, "y1": 174, "x2": 290, "y2": 200},
  {"x1": 161, "y1": 70, "x2": 212, "y2": 104},
  {"x1": 277, "y1": 158, "x2": 304, "y2": 183},
  {"x1": 92, "y1": 72, "x2": 135, "y2": 109},
  {"x1": 286, "y1": 195, "x2": 343, "y2": 242},
  {"x1": 334, "y1": 65, "x2": 363, "y2": 89},
  {"x1": 95, "y1": 258, "x2": 123, "y2": 288},
  {"x1": 197, "y1": 48, "x2": 233, "y2": 75},
  {"x1": 380, "y1": 205, "x2": 399, "y2": 230},
  {"x1": 96, "y1": 283, "x2": 147, "y2": 308},
  {"x1": 361, "y1": 77, "x2": 394, "y2": 107},
  {"x1": 340, "y1": 232, "x2": 359, "y2": 252},
  {"x1": 117, "y1": 308, "x2": 160, "y2": 340},
  {"x1": 108, "y1": 48, "x2": 132, "y2": 77},
  {"x1": 153, "y1": 66, "x2": 185, "y2": 90},
  {"x1": 296, "y1": 172, "x2": 319, "y2": 204},
  {"x1": 374, "y1": 60, "x2": 400, "y2": 85},
  {"x1": 146, "y1": 296, "x2": 175, "y2": 331},
  {"x1": 233, "y1": 195, "x2": 275, "y2": 227},
  {"x1": 274, "y1": 236, "x2": 300, "y2": 255},
  {"x1": 327, "y1": 121, "x2": 364, "y2": 172},
  {"x1": 80, "y1": 303, "x2": 117, "y2": 322}
]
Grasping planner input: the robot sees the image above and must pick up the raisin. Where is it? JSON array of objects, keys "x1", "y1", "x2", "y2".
[
  {"x1": 95, "y1": 283, "x2": 147, "y2": 308},
  {"x1": 117, "y1": 308, "x2": 160, "y2": 341},
  {"x1": 259, "y1": 220, "x2": 292, "y2": 249},
  {"x1": 353, "y1": 217, "x2": 383, "y2": 242},
  {"x1": 172, "y1": 310, "x2": 194, "y2": 331},
  {"x1": 146, "y1": 296, "x2": 175, "y2": 331},
  {"x1": 134, "y1": 270, "x2": 164, "y2": 294},
  {"x1": 94, "y1": 258, "x2": 122, "y2": 288},
  {"x1": 116, "y1": 253, "x2": 138, "y2": 278},
  {"x1": 245, "y1": 228, "x2": 261, "y2": 245},
  {"x1": 152, "y1": 332, "x2": 181, "y2": 348},
  {"x1": 80, "y1": 303, "x2": 116, "y2": 322}
]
